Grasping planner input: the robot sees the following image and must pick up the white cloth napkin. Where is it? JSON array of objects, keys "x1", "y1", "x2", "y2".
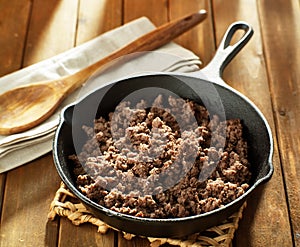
[{"x1": 0, "y1": 17, "x2": 201, "y2": 173}]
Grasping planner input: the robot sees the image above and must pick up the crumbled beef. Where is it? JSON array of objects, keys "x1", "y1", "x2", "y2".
[{"x1": 69, "y1": 94, "x2": 251, "y2": 218}]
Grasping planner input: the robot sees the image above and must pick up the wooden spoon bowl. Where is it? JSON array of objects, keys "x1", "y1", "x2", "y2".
[{"x1": 0, "y1": 83, "x2": 64, "y2": 134}]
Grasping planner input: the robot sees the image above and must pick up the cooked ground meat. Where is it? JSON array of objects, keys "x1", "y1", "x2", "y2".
[{"x1": 69, "y1": 94, "x2": 251, "y2": 218}]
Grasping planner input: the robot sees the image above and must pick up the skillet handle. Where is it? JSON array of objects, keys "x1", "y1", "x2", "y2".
[{"x1": 198, "y1": 21, "x2": 253, "y2": 84}]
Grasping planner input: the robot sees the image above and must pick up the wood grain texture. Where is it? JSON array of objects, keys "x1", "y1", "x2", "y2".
[
  {"x1": 0, "y1": 0, "x2": 32, "y2": 76},
  {"x1": 0, "y1": 0, "x2": 80, "y2": 246},
  {"x1": 0, "y1": 155, "x2": 61, "y2": 247},
  {"x1": 169, "y1": 0, "x2": 215, "y2": 66},
  {"x1": 0, "y1": 173, "x2": 6, "y2": 214},
  {"x1": 212, "y1": 0, "x2": 293, "y2": 246},
  {"x1": 0, "y1": 0, "x2": 32, "y2": 234},
  {"x1": 23, "y1": 0, "x2": 78, "y2": 66},
  {"x1": 124, "y1": 0, "x2": 168, "y2": 26},
  {"x1": 76, "y1": 0, "x2": 123, "y2": 45},
  {"x1": 258, "y1": 0, "x2": 300, "y2": 245},
  {"x1": 59, "y1": 218, "x2": 116, "y2": 247},
  {"x1": 118, "y1": 233, "x2": 151, "y2": 247}
]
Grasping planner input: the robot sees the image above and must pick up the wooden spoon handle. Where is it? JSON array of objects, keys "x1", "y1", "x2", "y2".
[{"x1": 60, "y1": 10, "x2": 207, "y2": 94}]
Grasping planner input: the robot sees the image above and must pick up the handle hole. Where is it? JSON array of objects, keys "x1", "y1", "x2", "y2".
[
  {"x1": 224, "y1": 29, "x2": 247, "y2": 48},
  {"x1": 230, "y1": 30, "x2": 246, "y2": 45}
]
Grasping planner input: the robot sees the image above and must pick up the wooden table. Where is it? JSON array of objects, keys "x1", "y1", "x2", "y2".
[{"x1": 0, "y1": 0, "x2": 299, "y2": 246}]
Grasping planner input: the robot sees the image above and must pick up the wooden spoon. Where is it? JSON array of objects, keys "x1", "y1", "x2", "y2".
[{"x1": 0, "y1": 10, "x2": 207, "y2": 135}]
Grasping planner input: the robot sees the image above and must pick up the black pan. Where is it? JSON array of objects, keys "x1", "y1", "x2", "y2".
[{"x1": 53, "y1": 22, "x2": 273, "y2": 238}]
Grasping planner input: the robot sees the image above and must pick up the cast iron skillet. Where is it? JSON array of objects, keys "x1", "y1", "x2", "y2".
[{"x1": 53, "y1": 21, "x2": 274, "y2": 238}]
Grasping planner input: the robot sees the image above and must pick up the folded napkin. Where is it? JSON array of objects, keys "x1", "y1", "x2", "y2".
[{"x1": 0, "y1": 17, "x2": 201, "y2": 173}]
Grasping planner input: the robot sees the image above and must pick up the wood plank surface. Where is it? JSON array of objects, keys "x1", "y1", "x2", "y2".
[
  {"x1": 212, "y1": 0, "x2": 293, "y2": 246},
  {"x1": 123, "y1": 0, "x2": 168, "y2": 26},
  {"x1": 76, "y1": 0, "x2": 123, "y2": 45},
  {"x1": 258, "y1": 0, "x2": 300, "y2": 245},
  {"x1": 59, "y1": 219, "x2": 116, "y2": 247},
  {"x1": 0, "y1": 0, "x2": 32, "y2": 240},
  {"x1": 23, "y1": 0, "x2": 78, "y2": 66},
  {"x1": 118, "y1": 234, "x2": 150, "y2": 247},
  {"x1": 0, "y1": 0, "x2": 32, "y2": 76},
  {"x1": 0, "y1": 155, "x2": 60, "y2": 247},
  {"x1": 0, "y1": 0, "x2": 79, "y2": 246},
  {"x1": 0, "y1": 173, "x2": 6, "y2": 213},
  {"x1": 169, "y1": 0, "x2": 215, "y2": 65}
]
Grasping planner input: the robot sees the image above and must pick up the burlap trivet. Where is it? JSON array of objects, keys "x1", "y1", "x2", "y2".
[{"x1": 48, "y1": 182, "x2": 246, "y2": 247}]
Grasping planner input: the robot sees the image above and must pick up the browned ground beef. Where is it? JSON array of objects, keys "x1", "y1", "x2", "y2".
[{"x1": 69, "y1": 95, "x2": 251, "y2": 218}]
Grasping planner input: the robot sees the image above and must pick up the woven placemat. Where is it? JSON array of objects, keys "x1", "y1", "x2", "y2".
[{"x1": 48, "y1": 182, "x2": 246, "y2": 247}]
